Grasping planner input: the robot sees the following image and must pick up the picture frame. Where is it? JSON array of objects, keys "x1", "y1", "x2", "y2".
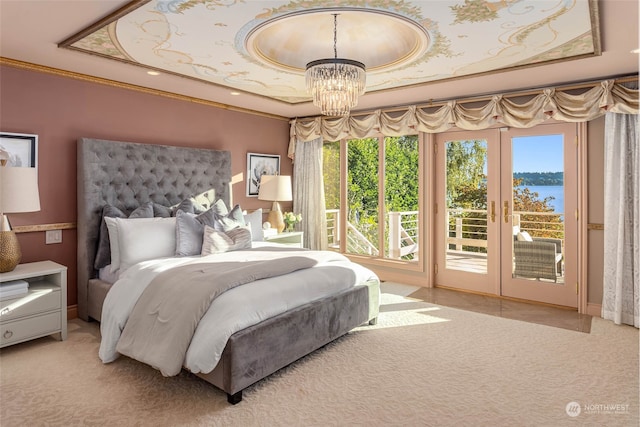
[
  {"x1": 0, "y1": 132, "x2": 38, "y2": 168},
  {"x1": 246, "y1": 153, "x2": 280, "y2": 197}
]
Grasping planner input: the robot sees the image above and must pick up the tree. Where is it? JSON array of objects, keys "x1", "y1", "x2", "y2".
[
  {"x1": 446, "y1": 140, "x2": 487, "y2": 208},
  {"x1": 322, "y1": 141, "x2": 340, "y2": 210},
  {"x1": 347, "y1": 138, "x2": 379, "y2": 247},
  {"x1": 513, "y1": 178, "x2": 563, "y2": 239},
  {"x1": 384, "y1": 136, "x2": 419, "y2": 212}
]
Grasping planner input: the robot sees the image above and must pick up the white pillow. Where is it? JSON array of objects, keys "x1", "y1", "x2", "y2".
[
  {"x1": 243, "y1": 208, "x2": 263, "y2": 241},
  {"x1": 516, "y1": 231, "x2": 533, "y2": 242},
  {"x1": 107, "y1": 217, "x2": 177, "y2": 273}
]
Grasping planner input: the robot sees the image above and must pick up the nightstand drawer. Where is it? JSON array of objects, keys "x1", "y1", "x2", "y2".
[
  {"x1": 0, "y1": 287, "x2": 61, "y2": 322},
  {"x1": 0, "y1": 312, "x2": 61, "y2": 347}
]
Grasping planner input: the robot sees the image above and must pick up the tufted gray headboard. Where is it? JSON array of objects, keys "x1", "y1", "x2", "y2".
[{"x1": 77, "y1": 138, "x2": 231, "y2": 320}]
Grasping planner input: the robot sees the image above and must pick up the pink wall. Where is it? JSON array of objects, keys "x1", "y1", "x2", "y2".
[{"x1": 0, "y1": 65, "x2": 291, "y2": 310}]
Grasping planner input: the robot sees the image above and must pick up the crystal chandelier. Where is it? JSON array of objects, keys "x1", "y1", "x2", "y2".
[{"x1": 305, "y1": 14, "x2": 366, "y2": 117}]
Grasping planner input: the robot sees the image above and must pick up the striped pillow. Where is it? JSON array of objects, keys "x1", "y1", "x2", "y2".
[{"x1": 201, "y1": 225, "x2": 252, "y2": 255}]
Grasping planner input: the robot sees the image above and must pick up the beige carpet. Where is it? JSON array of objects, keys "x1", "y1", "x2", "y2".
[{"x1": 1, "y1": 282, "x2": 638, "y2": 427}]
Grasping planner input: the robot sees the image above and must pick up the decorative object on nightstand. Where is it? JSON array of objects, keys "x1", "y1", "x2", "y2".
[
  {"x1": 0, "y1": 279, "x2": 28, "y2": 300},
  {"x1": 283, "y1": 212, "x2": 302, "y2": 232},
  {"x1": 0, "y1": 260, "x2": 67, "y2": 347},
  {"x1": 0, "y1": 154, "x2": 41, "y2": 273},
  {"x1": 262, "y1": 222, "x2": 277, "y2": 238},
  {"x1": 258, "y1": 175, "x2": 292, "y2": 233}
]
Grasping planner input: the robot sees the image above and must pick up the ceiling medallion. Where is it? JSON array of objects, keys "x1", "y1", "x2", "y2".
[
  {"x1": 305, "y1": 14, "x2": 366, "y2": 116},
  {"x1": 243, "y1": 8, "x2": 430, "y2": 104}
]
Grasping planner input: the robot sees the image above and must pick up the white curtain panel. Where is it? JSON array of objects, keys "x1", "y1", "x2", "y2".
[
  {"x1": 603, "y1": 112, "x2": 640, "y2": 328},
  {"x1": 293, "y1": 137, "x2": 327, "y2": 250}
]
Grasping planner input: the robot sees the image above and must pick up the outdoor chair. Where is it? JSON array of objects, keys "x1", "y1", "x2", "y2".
[{"x1": 513, "y1": 233, "x2": 563, "y2": 282}]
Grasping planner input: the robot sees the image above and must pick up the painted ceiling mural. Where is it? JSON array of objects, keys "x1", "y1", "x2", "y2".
[{"x1": 64, "y1": 0, "x2": 598, "y2": 104}]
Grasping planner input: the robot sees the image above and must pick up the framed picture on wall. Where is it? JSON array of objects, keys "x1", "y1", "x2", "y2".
[
  {"x1": 246, "y1": 153, "x2": 280, "y2": 197},
  {"x1": 0, "y1": 132, "x2": 38, "y2": 168}
]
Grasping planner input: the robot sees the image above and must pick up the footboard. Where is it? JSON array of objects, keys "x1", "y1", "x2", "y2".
[{"x1": 195, "y1": 282, "x2": 377, "y2": 404}]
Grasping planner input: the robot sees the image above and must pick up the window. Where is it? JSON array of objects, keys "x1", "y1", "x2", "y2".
[{"x1": 323, "y1": 135, "x2": 420, "y2": 262}]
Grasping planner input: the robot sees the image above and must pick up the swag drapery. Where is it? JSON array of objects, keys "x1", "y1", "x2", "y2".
[
  {"x1": 288, "y1": 79, "x2": 638, "y2": 155},
  {"x1": 603, "y1": 112, "x2": 639, "y2": 328}
]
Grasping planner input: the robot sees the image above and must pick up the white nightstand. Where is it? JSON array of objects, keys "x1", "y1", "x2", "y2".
[
  {"x1": 264, "y1": 231, "x2": 304, "y2": 248},
  {"x1": 0, "y1": 261, "x2": 67, "y2": 348}
]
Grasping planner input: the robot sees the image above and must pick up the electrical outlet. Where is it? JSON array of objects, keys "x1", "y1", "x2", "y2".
[{"x1": 45, "y1": 229, "x2": 62, "y2": 244}]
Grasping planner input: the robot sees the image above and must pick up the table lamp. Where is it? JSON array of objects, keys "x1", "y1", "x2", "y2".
[
  {"x1": 0, "y1": 158, "x2": 41, "y2": 272},
  {"x1": 258, "y1": 175, "x2": 292, "y2": 233}
]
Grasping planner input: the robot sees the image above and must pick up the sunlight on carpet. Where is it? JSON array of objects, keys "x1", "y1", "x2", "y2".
[{"x1": 357, "y1": 282, "x2": 451, "y2": 329}]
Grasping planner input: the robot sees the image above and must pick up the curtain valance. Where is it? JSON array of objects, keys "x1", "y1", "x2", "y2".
[{"x1": 289, "y1": 79, "x2": 638, "y2": 159}]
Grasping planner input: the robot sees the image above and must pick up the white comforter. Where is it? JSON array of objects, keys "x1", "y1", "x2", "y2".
[{"x1": 99, "y1": 245, "x2": 379, "y2": 374}]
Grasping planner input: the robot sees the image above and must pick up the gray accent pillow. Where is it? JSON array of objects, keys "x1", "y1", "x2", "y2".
[
  {"x1": 172, "y1": 198, "x2": 203, "y2": 215},
  {"x1": 175, "y1": 210, "x2": 205, "y2": 256},
  {"x1": 174, "y1": 199, "x2": 234, "y2": 256},
  {"x1": 153, "y1": 203, "x2": 172, "y2": 218},
  {"x1": 94, "y1": 202, "x2": 154, "y2": 269},
  {"x1": 211, "y1": 198, "x2": 229, "y2": 215},
  {"x1": 201, "y1": 225, "x2": 252, "y2": 255},
  {"x1": 213, "y1": 204, "x2": 246, "y2": 232}
]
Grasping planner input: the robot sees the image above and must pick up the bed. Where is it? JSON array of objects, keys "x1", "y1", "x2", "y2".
[{"x1": 77, "y1": 137, "x2": 380, "y2": 404}]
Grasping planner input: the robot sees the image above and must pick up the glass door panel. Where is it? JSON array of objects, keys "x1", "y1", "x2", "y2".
[
  {"x1": 500, "y1": 123, "x2": 578, "y2": 307},
  {"x1": 435, "y1": 130, "x2": 500, "y2": 295},
  {"x1": 444, "y1": 139, "x2": 489, "y2": 273}
]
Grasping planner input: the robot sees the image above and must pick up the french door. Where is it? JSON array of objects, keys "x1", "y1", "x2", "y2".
[{"x1": 435, "y1": 123, "x2": 578, "y2": 307}]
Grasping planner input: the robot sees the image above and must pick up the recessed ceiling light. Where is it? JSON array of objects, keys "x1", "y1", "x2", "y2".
[
  {"x1": 147, "y1": 71, "x2": 160, "y2": 76},
  {"x1": 230, "y1": 92, "x2": 241, "y2": 96}
]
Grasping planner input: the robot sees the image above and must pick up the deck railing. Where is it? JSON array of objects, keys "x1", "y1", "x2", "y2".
[
  {"x1": 446, "y1": 209, "x2": 565, "y2": 253},
  {"x1": 325, "y1": 209, "x2": 418, "y2": 260},
  {"x1": 326, "y1": 208, "x2": 564, "y2": 261}
]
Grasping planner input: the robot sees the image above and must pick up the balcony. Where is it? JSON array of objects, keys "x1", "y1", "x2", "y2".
[
  {"x1": 325, "y1": 208, "x2": 565, "y2": 283},
  {"x1": 445, "y1": 208, "x2": 565, "y2": 282}
]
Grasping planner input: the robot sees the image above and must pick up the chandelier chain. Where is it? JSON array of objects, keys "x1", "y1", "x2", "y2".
[{"x1": 333, "y1": 14, "x2": 338, "y2": 60}]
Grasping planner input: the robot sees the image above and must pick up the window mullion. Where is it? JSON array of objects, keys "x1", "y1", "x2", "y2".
[{"x1": 378, "y1": 135, "x2": 386, "y2": 259}]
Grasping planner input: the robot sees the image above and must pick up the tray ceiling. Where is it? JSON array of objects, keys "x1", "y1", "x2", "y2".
[{"x1": 61, "y1": 0, "x2": 600, "y2": 106}]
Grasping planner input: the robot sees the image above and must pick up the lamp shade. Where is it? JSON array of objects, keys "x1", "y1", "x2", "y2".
[
  {"x1": 0, "y1": 166, "x2": 41, "y2": 213},
  {"x1": 258, "y1": 175, "x2": 292, "y2": 202}
]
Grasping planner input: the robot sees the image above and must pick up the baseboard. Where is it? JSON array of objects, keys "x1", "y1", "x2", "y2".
[
  {"x1": 67, "y1": 304, "x2": 78, "y2": 320},
  {"x1": 586, "y1": 303, "x2": 601, "y2": 317}
]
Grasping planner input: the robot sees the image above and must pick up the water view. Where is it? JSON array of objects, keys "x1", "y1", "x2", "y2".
[{"x1": 520, "y1": 185, "x2": 564, "y2": 213}]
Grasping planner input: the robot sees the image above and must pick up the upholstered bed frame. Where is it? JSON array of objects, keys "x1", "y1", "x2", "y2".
[{"x1": 77, "y1": 137, "x2": 379, "y2": 404}]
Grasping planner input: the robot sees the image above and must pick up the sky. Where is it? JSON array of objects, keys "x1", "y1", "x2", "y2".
[{"x1": 512, "y1": 134, "x2": 564, "y2": 173}]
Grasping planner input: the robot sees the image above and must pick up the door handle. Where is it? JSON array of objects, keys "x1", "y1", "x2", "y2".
[
  {"x1": 503, "y1": 201, "x2": 509, "y2": 223},
  {"x1": 490, "y1": 201, "x2": 496, "y2": 223}
]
